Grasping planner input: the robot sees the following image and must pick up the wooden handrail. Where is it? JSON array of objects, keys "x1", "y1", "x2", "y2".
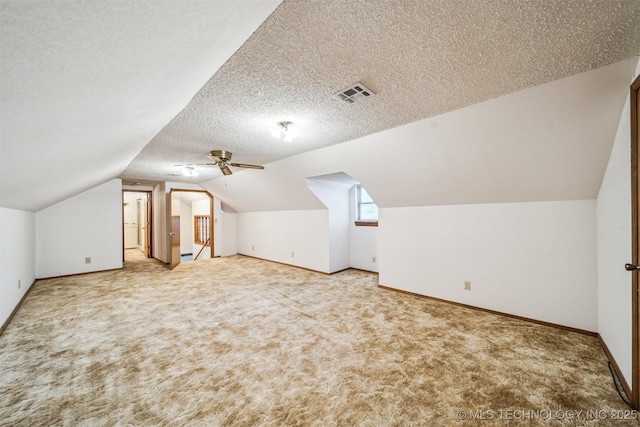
[{"x1": 193, "y1": 237, "x2": 211, "y2": 261}]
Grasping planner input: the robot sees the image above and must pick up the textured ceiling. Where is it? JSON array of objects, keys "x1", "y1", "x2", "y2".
[
  {"x1": 121, "y1": 0, "x2": 640, "y2": 183},
  {"x1": 0, "y1": 0, "x2": 281, "y2": 211},
  {"x1": 198, "y1": 57, "x2": 637, "y2": 212},
  {"x1": 2, "y1": 0, "x2": 639, "y2": 211}
]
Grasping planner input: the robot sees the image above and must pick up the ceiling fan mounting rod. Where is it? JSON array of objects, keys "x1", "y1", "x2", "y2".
[{"x1": 210, "y1": 150, "x2": 232, "y2": 162}]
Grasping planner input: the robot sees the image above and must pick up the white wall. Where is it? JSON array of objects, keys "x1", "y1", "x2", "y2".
[
  {"x1": 220, "y1": 211, "x2": 238, "y2": 257},
  {"x1": 349, "y1": 185, "x2": 379, "y2": 272},
  {"x1": 0, "y1": 208, "x2": 36, "y2": 327},
  {"x1": 237, "y1": 210, "x2": 330, "y2": 272},
  {"x1": 305, "y1": 178, "x2": 351, "y2": 273},
  {"x1": 596, "y1": 62, "x2": 639, "y2": 385},
  {"x1": 35, "y1": 179, "x2": 122, "y2": 278},
  {"x1": 214, "y1": 197, "x2": 239, "y2": 257},
  {"x1": 180, "y1": 200, "x2": 193, "y2": 254},
  {"x1": 379, "y1": 200, "x2": 597, "y2": 332},
  {"x1": 228, "y1": 178, "x2": 378, "y2": 273},
  {"x1": 350, "y1": 225, "x2": 378, "y2": 272}
]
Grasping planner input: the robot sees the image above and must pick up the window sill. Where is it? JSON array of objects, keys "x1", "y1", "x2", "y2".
[{"x1": 355, "y1": 221, "x2": 378, "y2": 227}]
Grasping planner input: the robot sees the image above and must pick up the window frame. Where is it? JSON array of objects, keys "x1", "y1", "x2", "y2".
[{"x1": 355, "y1": 184, "x2": 378, "y2": 227}]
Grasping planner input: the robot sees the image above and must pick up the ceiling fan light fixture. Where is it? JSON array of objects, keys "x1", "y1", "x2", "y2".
[{"x1": 271, "y1": 121, "x2": 298, "y2": 142}]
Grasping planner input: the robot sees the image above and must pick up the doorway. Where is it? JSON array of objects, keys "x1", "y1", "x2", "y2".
[
  {"x1": 122, "y1": 191, "x2": 152, "y2": 260},
  {"x1": 168, "y1": 189, "x2": 214, "y2": 270}
]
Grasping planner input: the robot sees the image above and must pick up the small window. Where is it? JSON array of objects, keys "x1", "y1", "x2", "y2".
[
  {"x1": 356, "y1": 185, "x2": 378, "y2": 226},
  {"x1": 194, "y1": 215, "x2": 211, "y2": 246}
]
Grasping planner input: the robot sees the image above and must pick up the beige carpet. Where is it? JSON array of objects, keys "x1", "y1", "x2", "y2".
[{"x1": 0, "y1": 250, "x2": 637, "y2": 426}]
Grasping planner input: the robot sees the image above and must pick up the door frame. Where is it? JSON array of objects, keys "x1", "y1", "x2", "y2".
[
  {"x1": 631, "y1": 74, "x2": 640, "y2": 409},
  {"x1": 137, "y1": 197, "x2": 152, "y2": 257},
  {"x1": 122, "y1": 190, "x2": 153, "y2": 261},
  {"x1": 168, "y1": 188, "x2": 215, "y2": 269}
]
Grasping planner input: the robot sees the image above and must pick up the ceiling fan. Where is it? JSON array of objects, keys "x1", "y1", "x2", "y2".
[{"x1": 207, "y1": 150, "x2": 265, "y2": 176}]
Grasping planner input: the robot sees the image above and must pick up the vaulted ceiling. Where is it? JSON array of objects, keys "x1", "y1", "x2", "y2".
[
  {"x1": 0, "y1": 0, "x2": 281, "y2": 211},
  {"x1": 1, "y1": 1, "x2": 639, "y2": 212}
]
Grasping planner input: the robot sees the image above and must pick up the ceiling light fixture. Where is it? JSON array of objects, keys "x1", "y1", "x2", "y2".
[
  {"x1": 181, "y1": 166, "x2": 199, "y2": 177},
  {"x1": 270, "y1": 121, "x2": 298, "y2": 142}
]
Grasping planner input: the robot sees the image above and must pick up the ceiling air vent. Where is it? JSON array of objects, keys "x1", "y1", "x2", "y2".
[{"x1": 335, "y1": 82, "x2": 375, "y2": 103}]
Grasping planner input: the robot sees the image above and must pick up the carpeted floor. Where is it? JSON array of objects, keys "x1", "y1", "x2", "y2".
[{"x1": 0, "y1": 250, "x2": 637, "y2": 426}]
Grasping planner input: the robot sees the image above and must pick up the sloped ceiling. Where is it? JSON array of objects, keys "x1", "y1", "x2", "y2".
[
  {"x1": 121, "y1": 0, "x2": 640, "y2": 188},
  {"x1": 0, "y1": 0, "x2": 281, "y2": 211},
  {"x1": 2, "y1": 1, "x2": 639, "y2": 212},
  {"x1": 200, "y1": 58, "x2": 637, "y2": 212}
]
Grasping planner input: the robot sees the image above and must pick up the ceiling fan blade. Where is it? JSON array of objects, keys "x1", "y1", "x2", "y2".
[
  {"x1": 207, "y1": 151, "x2": 261, "y2": 174},
  {"x1": 229, "y1": 162, "x2": 265, "y2": 170}
]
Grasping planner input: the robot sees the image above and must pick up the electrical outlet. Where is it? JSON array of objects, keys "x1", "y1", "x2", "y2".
[
  {"x1": 291, "y1": 252, "x2": 295, "y2": 258},
  {"x1": 372, "y1": 256, "x2": 376, "y2": 263},
  {"x1": 18, "y1": 279, "x2": 21, "y2": 289},
  {"x1": 85, "y1": 257, "x2": 92, "y2": 264},
  {"x1": 464, "y1": 281, "x2": 471, "y2": 290},
  {"x1": 252, "y1": 245, "x2": 255, "y2": 251}
]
